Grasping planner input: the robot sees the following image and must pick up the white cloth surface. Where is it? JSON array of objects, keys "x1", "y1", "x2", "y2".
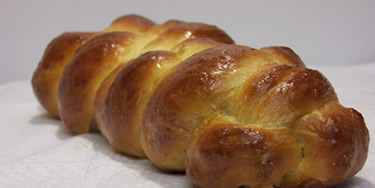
[{"x1": 0, "y1": 63, "x2": 374, "y2": 188}]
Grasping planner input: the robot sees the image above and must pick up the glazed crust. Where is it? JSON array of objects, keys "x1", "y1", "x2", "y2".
[
  {"x1": 57, "y1": 16, "x2": 234, "y2": 134},
  {"x1": 142, "y1": 45, "x2": 368, "y2": 187},
  {"x1": 58, "y1": 31, "x2": 138, "y2": 133},
  {"x1": 102, "y1": 51, "x2": 178, "y2": 157},
  {"x1": 105, "y1": 14, "x2": 156, "y2": 33},
  {"x1": 32, "y1": 14, "x2": 155, "y2": 118},
  {"x1": 187, "y1": 119, "x2": 301, "y2": 188},
  {"x1": 31, "y1": 32, "x2": 96, "y2": 117},
  {"x1": 32, "y1": 14, "x2": 369, "y2": 188},
  {"x1": 142, "y1": 45, "x2": 308, "y2": 170},
  {"x1": 96, "y1": 38, "x2": 225, "y2": 157}
]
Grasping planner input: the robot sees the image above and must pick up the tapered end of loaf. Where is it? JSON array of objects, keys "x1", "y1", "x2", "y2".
[
  {"x1": 31, "y1": 32, "x2": 96, "y2": 117},
  {"x1": 186, "y1": 101, "x2": 369, "y2": 188}
]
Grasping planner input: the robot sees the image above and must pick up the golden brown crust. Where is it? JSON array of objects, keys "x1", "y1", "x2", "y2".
[
  {"x1": 141, "y1": 44, "x2": 368, "y2": 186},
  {"x1": 102, "y1": 51, "x2": 177, "y2": 157},
  {"x1": 94, "y1": 63, "x2": 127, "y2": 139},
  {"x1": 58, "y1": 32, "x2": 137, "y2": 133},
  {"x1": 260, "y1": 46, "x2": 305, "y2": 66},
  {"x1": 31, "y1": 32, "x2": 96, "y2": 117},
  {"x1": 164, "y1": 22, "x2": 235, "y2": 44},
  {"x1": 187, "y1": 118, "x2": 301, "y2": 188},
  {"x1": 32, "y1": 14, "x2": 369, "y2": 188},
  {"x1": 57, "y1": 18, "x2": 234, "y2": 134},
  {"x1": 242, "y1": 67, "x2": 337, "y2": 127},
  {"x1": 285, "y1": 101, "x2": 369, "y2": 186},
  {"x1": 105, "y1": 14, "x2": 156, "y2": 33},
  {"x1": 172, "y1": 38, "x2": 226, "y2": 59},
  {"x1": 141, "y1": 22, "x2": 234, "y2": 52},
  {"x1": 145, "y1": 20, "x2": 184, "y2": 36},
  {"x1": 142, "y1": 45, "x2": 281, "y2": 170},
  {"x1": 141, "y1": 45, "x2": 306, "y2": 170},
  {"x1": 100, "y1": 38, "x2": 225, "y2": 157},
  {"x1": 32, "y1": 15, "x2": 157, "y2": 119}
]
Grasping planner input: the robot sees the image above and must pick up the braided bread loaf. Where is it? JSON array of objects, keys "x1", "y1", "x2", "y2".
[{"x1": 31, "y1": 14, "x2": 369, "y2": 188}]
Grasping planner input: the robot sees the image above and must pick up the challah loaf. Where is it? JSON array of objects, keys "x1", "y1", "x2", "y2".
[{"x1": 31, "y1": 14, "x2": 369, "y2": 188}]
